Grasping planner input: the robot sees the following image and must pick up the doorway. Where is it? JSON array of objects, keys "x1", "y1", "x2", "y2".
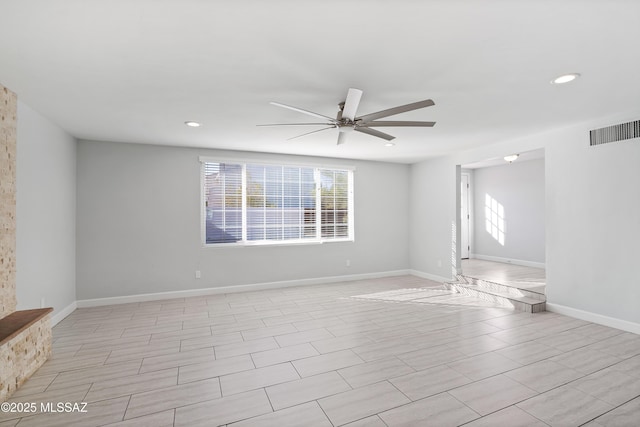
[{"x1": 456, "y1": 149, "x2": 546, "y2": 291}]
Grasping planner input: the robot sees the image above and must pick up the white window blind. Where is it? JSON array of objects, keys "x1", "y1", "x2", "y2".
[
  {"x1": 202, "y1": 160, "x2": 353, "y2": 245},
  {"x1": 203, "y1": 162, "x2": 243, "y2": 243},
  {"x1": 320, "y1": 169, "x2": 350, "y2": 239}
]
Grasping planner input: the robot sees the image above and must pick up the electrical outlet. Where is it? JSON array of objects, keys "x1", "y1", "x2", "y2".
[
  {"x1": 437, "y1": 260, "x2": 442, "y2": 268},
  {"x1": 195, "y1": 270, "x2": 201, "y2": 279},
  {"x1": 346, "y1": 259, "x2": 351, "y2": 267}
]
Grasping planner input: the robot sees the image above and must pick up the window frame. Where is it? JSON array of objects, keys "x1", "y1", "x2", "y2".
[{"x1": 200, "y1": 156, "x2": 355, "y2": 248}]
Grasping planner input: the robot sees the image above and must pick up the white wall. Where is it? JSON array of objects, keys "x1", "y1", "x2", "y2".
[
  {"x1": 472, "y1": 159, "x2": 545, "y2": 265},
  {"x1": 410, "y1": 112, "x2": 640, "y2": 328},
  {"x1": 16, "y1": 101, "x2": 77, "y2": 320},
  {"x1": 409, "y1": 157, "x2": 457, "y2": 281},
  {"x1": 76, "y1": 140, "x2": 410, "y2": 300}
]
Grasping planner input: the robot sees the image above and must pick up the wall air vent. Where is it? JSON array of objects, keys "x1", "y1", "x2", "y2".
[{"x1": 590, "y1": 119, "x2": 640, "y2": 146}]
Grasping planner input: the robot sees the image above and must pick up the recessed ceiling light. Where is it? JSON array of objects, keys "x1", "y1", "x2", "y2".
[
  {"x1": 184, "y1": 121, "x2": 201, "y2": 127},
  {"x1": 384, "y1": 142, "x2": 395, "y2": 147},
  {"x1": 551, "y1": 73, "x2": 580, "y2": 84},
  {"x1": 504, "y1": 154, "x2": 519, "y2": 163}
]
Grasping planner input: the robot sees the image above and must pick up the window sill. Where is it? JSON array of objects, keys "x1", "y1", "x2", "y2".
[{"x1": 203, "y1": 238, "x2": 354, "y2": 249}]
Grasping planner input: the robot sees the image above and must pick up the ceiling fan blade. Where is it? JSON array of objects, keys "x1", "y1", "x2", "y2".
[
  {"x1": 337, "y1": 131, "x2": 348, "y2": 145},
  {"x1": 287, "y1": 126, "x2": 336, "y2": 141},
  {"x1": 361, "y1": 120, "x2": 436, "y2": 127},
  {"x1": 354, "y1": 127, "x2": 396, "y2": 141},
  {"x1": 270, "y1": 102, "x2": 336, "y2": 121},
  {"x1": 257, "y1": 122, "x2": 334, "y2": 127},
  {"x1": 341, "y1": 88, "x2": 363, "y2": 121},
  {"x1": 357, "y1": 99, "x2": 435, "y2": 122}
]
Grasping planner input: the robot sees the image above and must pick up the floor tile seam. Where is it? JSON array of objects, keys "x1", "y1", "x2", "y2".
[
  {"x1": 267, "y1": 375, "x2": 356, "y2": 409},
  {"x1": 514, "y1": 393, "x2": 611, "y2": 427},
  {"x1": 447, "y1": 379, "x2": 542, "y2": 417},
  {"x1": 438, "y1": 390, "x2": 484, "y2": 421},
  {"x1": 119, "y1": 394, "x2": 133, "y2": 424},
  {"x1": 513, "y1": 380, "x2": 617, "y2": 414},
  {"x1": 313, "y1": 380, "x2": 404, "y2": 426},
  {"x1": 524, "y1": 334, "x2": 596, "y2": 351},
  {"x1": 218, "y1": 362, "x2": 300, "y2": 398},
  {"x1": 312, "y1": 398, "x2": 340, "y2": 427},
  {"x1": 504, "y1": 366, "x2": 588, "y2": 394},
  {"x1": 442, "y1": 340, "x2": 510, "y2": 356},
  {"x1": 333, "y1": 365, "x2": 359, "y2": 391},
  {"x1": 443, "y1": 365, "x2": 535, "y2": 395},
  {"x1": 43, "y1": 360, "x2": 145, "y2": 392},
  {"x1": 106, "y1": 347, "x2": 182, "y2": 364},
  {"x1": 459, "y1": 406, "x2": 552, "y2": 427},
  {"x1": 571, "y1": 324, "x2": 625, "y2": 338},
  {"x1": 576, "y1": 395, "x2": 640, "y2": 427},
  {"x1": 124, "y1": 387, "x2": 226, "y2": 421},
  {"x1": 571, "y1": 374, "x2": 640, "y2": 406},
  {"x1": 552, "y1": 353, "x2": 631, "y2": 377},
  {"x1": 495, "y1": 343, "x2": 567, "y2": 366},
  {"x1": 37, "y1": 372, "x2": 60, "y2": 393},
  {"x1": 335, "y1": 356, "x2": 418, "y2": 388},
  {"x1": 363, "y1": 380, "x2": 414, "y2": 419},
  {"x1": 595, "y1": 344, "x2": 640, "y2": 360},
  {"x1": 36, "y1": 356, "x2": 111, "y2": 378},
  {"x1": 84, "y1": 374, "x2": 180, "y2": 404},
  {"x1": 390, "y1": 366, "x2": 481, "y2": 402},
  {"x1": 333, "y1": 414, "x2": 388, "y2": 427},
  {"x1": 138, "y1": 353, "x2": 218, "y2": 374},
  {"x1": 485, "y1": 333, "x2": 546, "y2": 347},
  {"x1": 265, "y1": 381, "x2": 359, "y2": 414}
]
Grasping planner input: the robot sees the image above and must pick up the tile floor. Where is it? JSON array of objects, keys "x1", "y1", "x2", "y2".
[
  {"x1": 2, "y1": 275, "x2": 639, "y2": 426},
  {"x1": 461, "y1": 259, "x2": 546, "y2": 294}
]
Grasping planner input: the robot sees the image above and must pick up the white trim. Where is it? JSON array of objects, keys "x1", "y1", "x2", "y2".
[
  {"x1": 470, "y1": 253, "x2": 545, "y2": 269},
  {"x1": 200, "y1": 161, "x2": 206, "y2": 246},
  {"x1": 76, "y1": 270, "x2": 411, "y2": 308},
  {"x1": 546, "y1": 302, "x2": 640, "y2": 335},
  {"x1": 51, "y1": 301, "x2": 77, "y2": 326},
  {"x1": 409, "y1": 269, "x2": 453, "y2": 284},
  {"x1": 198, "y1": 155, "x2": 356, "y2": 171},
  {"x1": 348, "y1": 169, "x2": 355, "y2": 242},
  {"x1": 241, "y1": 163, "x2": 247, "y2": 241}
]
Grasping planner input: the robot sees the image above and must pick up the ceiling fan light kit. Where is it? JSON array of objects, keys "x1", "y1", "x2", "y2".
[
  {"x1": 259, "y1": 88, "x2": 436, "y2": 145},
  {"x1": 504, "y1": 154, "x2": 519, "y2": 163},
  {"x1": 551, "y1": 73, "x2": 580, "y2": 84}
]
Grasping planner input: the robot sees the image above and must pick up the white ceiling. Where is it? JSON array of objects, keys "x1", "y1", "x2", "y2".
[{"x1": 1, "y1": 0, "x2": 639, "y2": 164}]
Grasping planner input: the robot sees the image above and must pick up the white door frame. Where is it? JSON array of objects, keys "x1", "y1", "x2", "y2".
[{"x1": 461, "y1": 172, "x2": 471, "y2": 259}]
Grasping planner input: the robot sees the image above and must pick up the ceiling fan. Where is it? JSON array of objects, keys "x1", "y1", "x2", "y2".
[{"x1": 259, "y1": 88, "x2": 436, "y2": 145}]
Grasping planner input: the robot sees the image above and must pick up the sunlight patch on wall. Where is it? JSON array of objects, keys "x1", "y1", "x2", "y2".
[{"x1": 485, "y1": 194, "x2": 505, "y2": 245}]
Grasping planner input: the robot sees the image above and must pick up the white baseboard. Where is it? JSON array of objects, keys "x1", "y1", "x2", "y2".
[
  {"x1": 546, "y1": 302, "x2": 640, "y2": 335},
  {"x1": 408, "y1": 269, "x2": 453, "y2": 284},
  {"x1": 51, "y1": 301, "x2": 77, "y2": 326},
  {"x1": 470, "y1": 254, "x2": 545, "y2": 270},
  {"x1": 76, "y1": 270, "x2": 411, "y2": 308}
]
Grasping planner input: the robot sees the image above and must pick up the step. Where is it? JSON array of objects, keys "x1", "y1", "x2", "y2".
[
  {"x1": 446, "y1": 276, "x2": 546, "y2": 313},
  {"x1": 463, "y1": 276, "x2": 546, "y2": 302}
]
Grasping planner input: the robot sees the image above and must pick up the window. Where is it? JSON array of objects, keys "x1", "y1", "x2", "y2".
[{"x1": 202, "y1": 159, "x2": 354, "y2": 246}]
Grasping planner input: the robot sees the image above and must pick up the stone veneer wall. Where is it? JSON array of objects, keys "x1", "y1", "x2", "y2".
[
  {"x1": 0, "y1": 315, "x2": 52, "y2": 401},
  {"x1": 1, "y1": 85, "x2": 17, "y2": 318},
  {"x1": 0, "y1": 84, "x2": 52, "y2": 402}
]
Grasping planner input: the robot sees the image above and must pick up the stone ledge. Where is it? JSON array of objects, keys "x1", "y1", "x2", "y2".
[
  {"x1": 1, "y1": 308, "x2": 53, "y2": 402},
  {"x1": 0, "y1": 308, "x2": 53, "y2": 347}
]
